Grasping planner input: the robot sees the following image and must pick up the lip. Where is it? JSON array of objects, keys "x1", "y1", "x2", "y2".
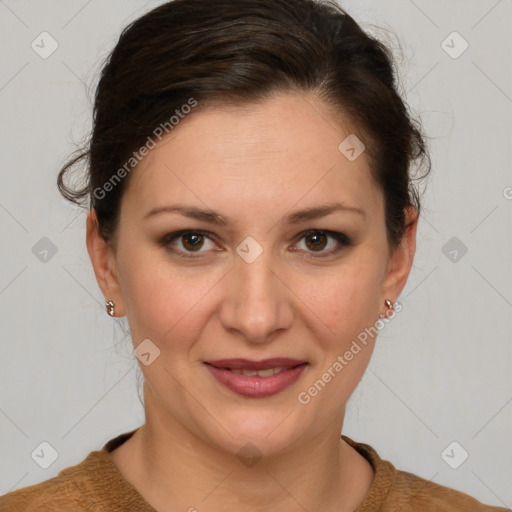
[
  {"x1": 204, "y1": 359, "x2": 308, "y2": 398},
  {"x1": 205, "y1": 358, "x2": 307, "y2": 371}
]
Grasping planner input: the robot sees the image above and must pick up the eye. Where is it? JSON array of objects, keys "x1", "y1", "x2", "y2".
[
  {"x1": 293, "y1": 229, "x2": 351, "y2": 257},
  {"x1": 160, "y1": 229, "x2": 351, "y2": 260},
  {"x1": 160, "y1": 230, "x2": 218, "y2": 259}
]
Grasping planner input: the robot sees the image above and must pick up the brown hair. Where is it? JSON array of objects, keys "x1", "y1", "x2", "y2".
[{"x1": 57, "y1": 0, "x2": 430, "y2": 249}]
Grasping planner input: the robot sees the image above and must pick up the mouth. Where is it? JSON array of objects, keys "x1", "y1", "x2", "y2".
[{"x1": 203, "y1": 358, "x2": 308, "y2": 398}]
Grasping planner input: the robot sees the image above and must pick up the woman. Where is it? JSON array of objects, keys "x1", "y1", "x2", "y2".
[{"x1": 0, "y1": 0, "x2": 507, "y2": 510}]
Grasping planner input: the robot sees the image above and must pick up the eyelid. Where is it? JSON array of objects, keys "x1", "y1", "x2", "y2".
[
  {"x1": 161, "y1": 228, "x2": 351, "y2": 258},
  {"x1": 161, "y1": 229, "x2": 219, "y2": 257},
  {"x1": 291, "y1": 229, "x2": 351, "y2": 257}
]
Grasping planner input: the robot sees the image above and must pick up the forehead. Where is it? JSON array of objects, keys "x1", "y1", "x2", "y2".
[{"x1": 122, "y1": 92, "x2": 381, "y2": 222}]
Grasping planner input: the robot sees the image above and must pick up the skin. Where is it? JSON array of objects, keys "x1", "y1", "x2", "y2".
[{"x1": 86, "y1": 91, "x2": 418, "y2": 512}]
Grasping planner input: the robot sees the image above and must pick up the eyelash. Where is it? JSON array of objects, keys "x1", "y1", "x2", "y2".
[{"x1": 159, "y1": 229, "x2": 352, "y2": 260}]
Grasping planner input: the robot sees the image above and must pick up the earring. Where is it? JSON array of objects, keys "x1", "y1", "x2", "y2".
[
  {"x1": 379, "y1": 299, "x2": 394, "y2": 319},
  {"x1": 106, "y1": 300, "x2": 115, "y2": 317}
]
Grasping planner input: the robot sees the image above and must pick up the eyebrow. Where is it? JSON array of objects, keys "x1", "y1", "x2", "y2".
[{"x1": 143, "y1": 201, "x2": 366, "y2": 225}]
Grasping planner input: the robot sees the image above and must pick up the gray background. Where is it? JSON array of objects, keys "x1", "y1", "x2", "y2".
[{"x1": 0, "y1": 0, "x2": 511, "y2": 507}]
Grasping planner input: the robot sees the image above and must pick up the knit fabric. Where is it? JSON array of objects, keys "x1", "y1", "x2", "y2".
[{"x1": 0, "y1": 428, "x2": 509, "y2": 511}]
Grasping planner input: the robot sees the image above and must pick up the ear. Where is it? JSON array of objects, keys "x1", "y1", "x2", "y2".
[
  {"x1": 380, "y1": 206, "x2": 418, "y2": 309},
  {"x1": 86, "y1": 208, "x2": 125, "y2": 317}
]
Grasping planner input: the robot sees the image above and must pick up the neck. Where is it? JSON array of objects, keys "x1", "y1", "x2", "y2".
[{"x1": 111, "y1": 392, "x2": 374, "y2": 512}]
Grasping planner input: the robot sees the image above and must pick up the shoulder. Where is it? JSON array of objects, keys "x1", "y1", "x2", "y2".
[
  {"x1": 341, "y1": 435, "x2": 509, "y2": 512},
  {"x1": 388, "y1": 468, "x2": 510, "y2": 512},
  {"x1": 0, "y1": 451, "x2": 104, "y2": 512}
]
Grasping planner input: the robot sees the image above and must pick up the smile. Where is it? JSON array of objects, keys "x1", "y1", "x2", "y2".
[{"x1": 204, "y1": 358, "x2": 308, "y2": 398}]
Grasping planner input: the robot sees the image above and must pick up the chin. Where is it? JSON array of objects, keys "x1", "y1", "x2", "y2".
[{"x1": 198, "y1": 406, "x2": 308, "y2": 459}]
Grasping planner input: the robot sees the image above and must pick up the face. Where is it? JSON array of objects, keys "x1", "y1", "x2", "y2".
[{"x1": 87, "y1": 91, "x2": 417, "y2": 457}]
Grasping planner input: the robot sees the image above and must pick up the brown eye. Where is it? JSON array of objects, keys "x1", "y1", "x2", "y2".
[
  {"x1": 182, "y1": 232, "x2": 205, "y2": 251},
  {"x1": 161, "y1": 230, "x2": 217, "y2": 258},
  {"x1": 304, "y1": 232, "x2": 328, "y2": 251},
  {"x1": 294, "y1": 229, "x2": 351, "y2": 258}
]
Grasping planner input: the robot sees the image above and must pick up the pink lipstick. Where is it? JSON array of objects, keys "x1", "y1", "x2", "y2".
[{"x1": 204, "y1": 358, "x2": 308, "y2": 398}]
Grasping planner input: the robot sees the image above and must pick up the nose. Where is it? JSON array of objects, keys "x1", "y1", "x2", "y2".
[{"x1": 218, "y1": 248, "x2": 294, "y2": 344}]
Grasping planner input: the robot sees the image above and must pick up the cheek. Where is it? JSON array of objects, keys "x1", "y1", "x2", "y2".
[
  {"x1": 293, "y1": 254, "x2": 383, "y2": 344},
  {"x1": 116, "y1": 245, "x2": 224, "y2": 349},
  {"x1": 293, "y1": 258, "x2": 382, "y2": 410}
]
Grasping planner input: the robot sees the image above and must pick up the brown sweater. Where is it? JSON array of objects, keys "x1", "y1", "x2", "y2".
[{"x1": 0, "y1": 428, "x2": 508, "y2": 511}]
